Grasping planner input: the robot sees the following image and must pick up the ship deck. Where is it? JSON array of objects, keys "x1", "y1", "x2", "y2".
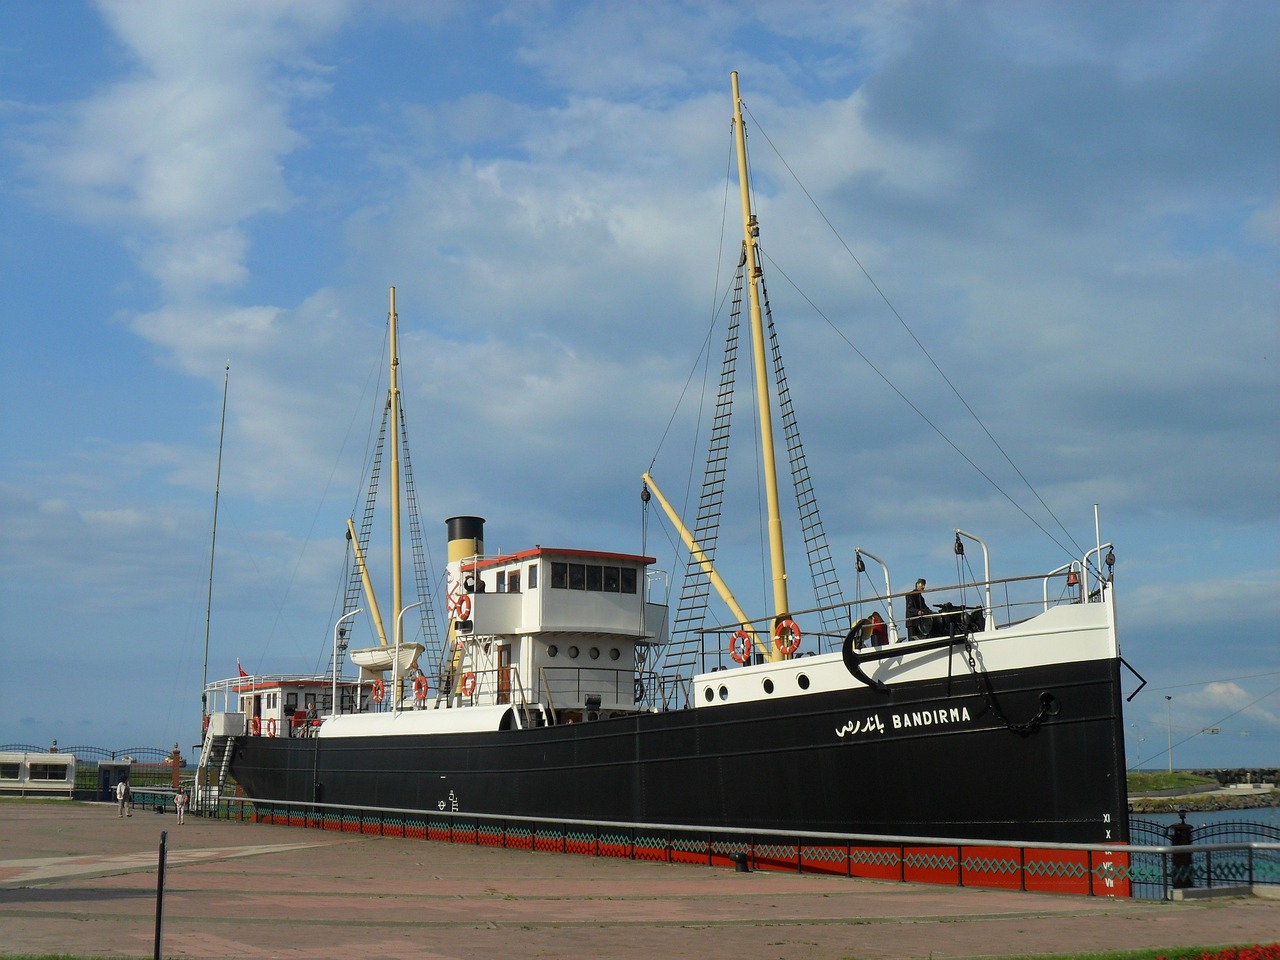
[{"x1": 1, "y1": 801, "x2": 1275, "y2": 960}]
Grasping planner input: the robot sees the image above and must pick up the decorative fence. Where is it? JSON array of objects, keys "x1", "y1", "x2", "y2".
[
  {"x1": 196, "y1": 796, "x2": 1279, "y2": 900},
  {"x1": 1129, "y1": 817, "x2": 1280, "y2": 899}
]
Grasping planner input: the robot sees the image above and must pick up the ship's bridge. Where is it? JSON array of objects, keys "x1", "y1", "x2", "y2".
[{"x1": 453, "y1": 547, "x2": 667, "y2": 716}]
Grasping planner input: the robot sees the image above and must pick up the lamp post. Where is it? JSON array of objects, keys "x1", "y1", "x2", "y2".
[
  {"x1": 1165, "y1": 695, "x2": 1173, "y2": 774},
  {"x1": 1129, "y1": 723, "x2": 1144, "y2": 768},
  {"x1": 332, "y1": 609, "x2": 362, "y2": 718}
]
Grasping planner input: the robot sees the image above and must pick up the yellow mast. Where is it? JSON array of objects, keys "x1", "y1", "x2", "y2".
[
  {"x1": 732, "y1": 71, "x2": 790, "y2": 660},
  {"x1": 388, "y1": 287, "x2": 404, "y2": 636}
]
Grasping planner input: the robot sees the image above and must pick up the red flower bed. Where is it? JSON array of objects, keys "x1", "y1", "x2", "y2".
[{"x1": 1158, "y1": 947, "x2": 1280, "y2": 960}]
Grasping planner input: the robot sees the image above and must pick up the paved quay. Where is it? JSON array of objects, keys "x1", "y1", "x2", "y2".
[{"x1": 1, "y1": 803, "x2": 1276, "y2": 960}]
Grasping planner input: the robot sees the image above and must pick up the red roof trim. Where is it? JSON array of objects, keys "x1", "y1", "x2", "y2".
[{"x1": 464, "y1": 547, "x2": 656, "y2": 571}]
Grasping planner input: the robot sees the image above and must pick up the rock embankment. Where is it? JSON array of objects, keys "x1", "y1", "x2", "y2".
[{"x1": 1129, "y1": 788, "x2": 1278, "y2": 814}]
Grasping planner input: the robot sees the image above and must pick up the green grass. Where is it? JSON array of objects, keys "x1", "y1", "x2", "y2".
[{"x1": 1127, "y1": 771, "x2": 1218, "y2": 794}]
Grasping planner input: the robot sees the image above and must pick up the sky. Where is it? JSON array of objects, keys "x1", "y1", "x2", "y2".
[{"x1": 1, "y1": 0, "x2": 1276, "y2": 772}]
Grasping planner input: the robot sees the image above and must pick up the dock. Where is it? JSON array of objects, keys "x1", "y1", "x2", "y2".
[{"x1": 1, "y1": 802, "x2": 1276, "y2": 959}]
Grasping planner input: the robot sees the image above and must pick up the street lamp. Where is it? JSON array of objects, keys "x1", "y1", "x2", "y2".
[{"x1": 1165, "y1": 695, "x2": 1173, "y2": 774}]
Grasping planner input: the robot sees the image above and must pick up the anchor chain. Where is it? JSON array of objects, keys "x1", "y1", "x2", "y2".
[{"x1": 963, "y1": 635, "x2": 1051, "y2": 735}]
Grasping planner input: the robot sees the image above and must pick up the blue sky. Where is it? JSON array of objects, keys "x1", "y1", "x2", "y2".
[{"x1": 1, "y1": 0, "x2": 1276, "y2": 771}]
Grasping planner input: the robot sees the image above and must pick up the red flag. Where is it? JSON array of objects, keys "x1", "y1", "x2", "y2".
[{"x1": 237, "y1": 659, "x2": 248, "y2": 678}]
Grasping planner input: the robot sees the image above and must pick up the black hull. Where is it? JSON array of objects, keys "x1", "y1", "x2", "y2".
[{"x1": 229, "y1": 657, "x2": 1128, "y2": 845}]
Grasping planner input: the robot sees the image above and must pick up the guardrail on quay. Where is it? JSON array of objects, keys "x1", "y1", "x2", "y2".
[{"x1": 196, "y1": 797, "x2": 1279, "y2": 901}]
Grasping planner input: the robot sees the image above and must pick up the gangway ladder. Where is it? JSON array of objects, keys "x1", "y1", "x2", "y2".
[{"x1": 196, "y1": 725, "x2": 236, "y2": 813}]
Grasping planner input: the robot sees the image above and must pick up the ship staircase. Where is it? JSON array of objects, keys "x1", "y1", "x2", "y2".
[
  {"x1": 327, "y1": 399, "x2": 443, "y2": 685},
  {"x1": 195, "y1": 727, "x2": 236, "y2": 812},
  {"x1": 655, "y1": 250, "x2": 847, "y2": 701}
]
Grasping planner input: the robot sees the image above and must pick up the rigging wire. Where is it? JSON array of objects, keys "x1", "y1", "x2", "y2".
[
  {"x1": 762, "y1": 251, "x2": 1083, "y2": 562},
  {"x1": 742, "y1": 102, "x2": 1087, "y2": 562}
]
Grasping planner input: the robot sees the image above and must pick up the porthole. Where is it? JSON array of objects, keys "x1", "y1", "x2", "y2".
[
  {"x1": 797, "y1": 674, "x2": 811, "y2": 690},
  {"x1": 609, "y1": 648, "x2": 621, "y2": 661},
  {"x1": 703, "y1": 686, "x2": 715, "y2": 703},
  {"x1": 589, "y1": 647, "x2": 600, "y2": 660},
  {"x1": 763, "y1": 678, "x2": 775, "y2": 695},
  {"x1": 718, "y1": 685, "x2": 729, "y2": 701},
  {"x1": 568, "y1": 645, "x2": 579, "y2": 659},
  {"x1": 547, "y1": 645, "x2": 558, "y2": 657}
]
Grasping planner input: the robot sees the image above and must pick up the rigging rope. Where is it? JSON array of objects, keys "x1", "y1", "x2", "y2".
[{"x1": 742, "y1": 102, "x2": 1088, "y2": 565}]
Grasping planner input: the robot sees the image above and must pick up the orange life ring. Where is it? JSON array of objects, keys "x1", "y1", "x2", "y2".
[
  {"x1": 250, "y1": 716, "x2": 261, "y2": 736},
  {"x1": 202, "y1": 714, "x2": 209, "y2": 732},
  {"x1": 729, "y1": 630, "x2": 752, "y2": 664},
  {"x1": 371, "y1": 678, "x2": 385, "y2": 703},
  {"x1": 774, "y1": 618, "x2": 801, "y2": 655},
  {"x1": 454, "y1": 593, "x2": 472, "y2": 621},
  {"x1": 413, "y1": 675, "x2": 428, "y2": 702},
  {"x1": 460, "y1": 672, "x2": 477, "y2": 697},
  {"x1": 266, "y1": 717, "x2": 277, "y2": 737}
]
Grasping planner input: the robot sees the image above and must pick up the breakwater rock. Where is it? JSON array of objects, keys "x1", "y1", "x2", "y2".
[{"x1": 1129, "y1": 788, "x2": 1278, "y2": 814}]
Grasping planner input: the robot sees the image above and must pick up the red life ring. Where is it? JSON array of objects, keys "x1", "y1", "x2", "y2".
[
  {"x1": 729, "y1": 630, "x2": 752, "y2": 664},
  {"x1": 774, "y1": 618, "x2": 801, "y2": 655},
  {"x1": 266, "y1": 717, "x2": 277, "y2": 737},
  {"x1": 250, "y1": 716, "x2": 261, "y2": 736},
  {"x1": 460, "y1": 672, "x2": 477, "y2": 697},
  {"x1": 371, "y1": 679, "x2": 386, "y2": 703},
  {"x1": 454, "y1": 593, "x2": 472, "y2": 621},
  {"x1": 413, "y1": 675, "x2": 428, "y2": 702}
]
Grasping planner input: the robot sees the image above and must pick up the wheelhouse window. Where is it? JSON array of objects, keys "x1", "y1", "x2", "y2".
[
  {"x1": 549, "y1": 560, "x2": 639, "y2": 594},
  {"x1": 0, "y1": 763, "x2": 19, "y2": 780}
]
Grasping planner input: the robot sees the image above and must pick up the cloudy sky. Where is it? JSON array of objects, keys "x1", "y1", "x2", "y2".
[{"x1": 1, "y1": 0, "x2": 1275, "y2": 771}]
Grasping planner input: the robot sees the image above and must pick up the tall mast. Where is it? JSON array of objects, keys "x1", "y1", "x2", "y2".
[
  {"x1": 388, "y1": 287, "x2": 404, "y2": 630},
  {"x1": 732, "y1": 72, "x2": 790, "y2": 654},
  {"x1": 201, "y1": 362, "x2": 230, "y2": 721}
]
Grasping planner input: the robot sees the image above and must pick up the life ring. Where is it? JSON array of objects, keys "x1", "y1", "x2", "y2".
[
  {"x1": 454, "y1": 593, "x2": 472, "y2": 621},
  {"x1": 371, "y1": 678, "x2": 385, "y2": 703},
  {"x1": 202, "y1": 714, "x2": 209, "y2": 732},
  {"x1": 413, "y1": 675, "x2": 428, "y2": 702},
  {"x1": 774, "y1": 618, "x2": 801, "y2": 655},
  {"x1": 266, "y1": 717, "x2": 277, "y2": 737},
  {"x1": 250, "y1": 716, "x2": 261, "y2": 736},
  {"x1": 460, "y1": 672, "x2": 476, "y2": 697},
  {"x1": 729, "y1": 630, "x2": 752, "y2": 664}
]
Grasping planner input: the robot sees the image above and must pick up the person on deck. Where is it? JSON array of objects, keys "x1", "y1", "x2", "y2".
[{"x1": 905, "y1": 578, "x2": 934, "y2": 640}]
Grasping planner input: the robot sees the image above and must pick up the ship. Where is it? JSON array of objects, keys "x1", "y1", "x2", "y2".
[{"x1": 200, "y1": 73, "x2": 1132, "y2": 846}]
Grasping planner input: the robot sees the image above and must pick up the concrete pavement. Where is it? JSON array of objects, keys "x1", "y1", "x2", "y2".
[{"x1": 1, "y1": 803, "x2": 1276, "y2": 960}]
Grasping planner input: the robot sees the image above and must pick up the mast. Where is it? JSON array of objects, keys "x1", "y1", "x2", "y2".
[
  {"x1": 732, "y1": 71, "x2": 790, "y2": 658},
  {"x1": 201, "y1": 362, "x2": 230, "y2": 723},
  {"x1": 388, "y1": 287, "x2": 404, "y2": 633}
]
